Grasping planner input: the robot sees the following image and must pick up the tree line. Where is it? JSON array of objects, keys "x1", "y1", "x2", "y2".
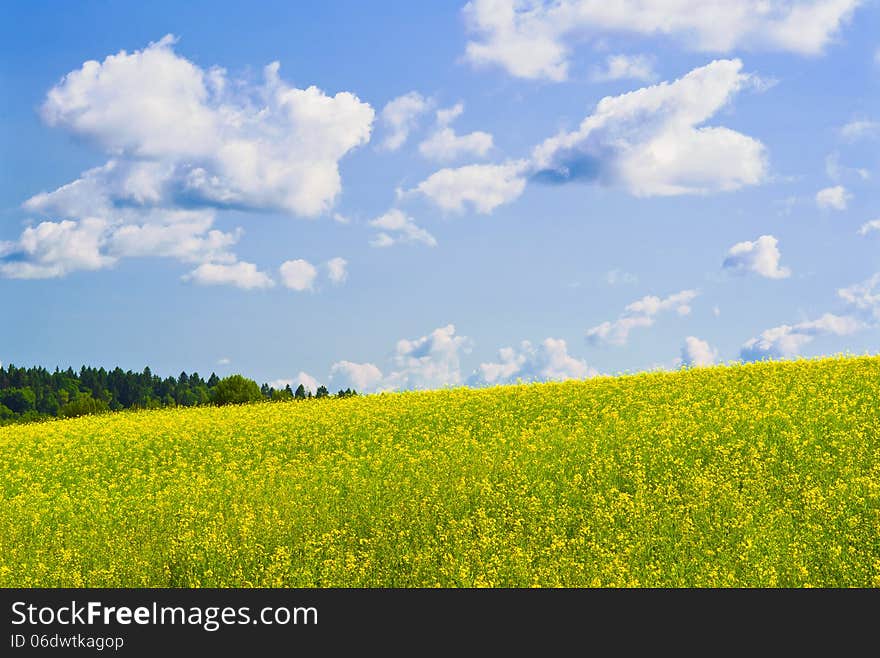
[{"x1": 0, "y1": 364, "x2": 357, "y2": 426}]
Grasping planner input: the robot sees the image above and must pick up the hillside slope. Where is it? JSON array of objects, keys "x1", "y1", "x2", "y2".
[{"x1": 1, "y1": 356, "x2": 879, "y2": 587}]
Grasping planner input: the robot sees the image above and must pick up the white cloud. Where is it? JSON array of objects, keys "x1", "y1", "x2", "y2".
[
  {"x1": 839, "y1": 119, "x2": 878, "y2": 142},
  {"x1": 740, "y1": 313, "x2": 863, "y2": 361},
  {"x1": 279, "y1": 259, "x2": 318, "y2": 291},
  {"x1": 825, "y1": 152, "x2": 869, "y2": 182},
  {"x1": 325, "y1": 257, "x2": 348, "y2": 285},
  {"x1": 816, "y1": 185, "x2": 851, "y2": 210},
  {"x1": 591, "y1": 54, "x2": 657, "y2": 82},
  {"x1": 462, "y1": 0, "x2": 860, "y2": 81},
  {"x1": 329, "y1": 361, "x2": 385, "y2": 392},
  {"x1": 384, "y1": 324, "x2": 471, "y2": 390},
  {"x1": 379, "y1": 91, "x2": 431, "y2": 151},
  {"x1": 3, "y1": 36, "x2": 374, "y2": 280},
  {"x1": 418, "y1": 103, "x2": 494, "y2": 161},
  {"x1": 681, "y1": 336, "x2": 718, "y2": 367},
  {"x1": 838, "y1": 273, "x2": 880, "y2": 320},
  {"x1": 857, "y1": 219, "x2": 880, "y2": 236},
  {"x1": 410, "y1": 160, "x2": 529, "y2": 213},
  {"x1": 419, "y1": 127, "x2": 494, "y2": 162},
  {"x1": 532, "y1": 59, "x2": 767, "y2": 196},
  {"x1": 722, "y1": 235, "x2": 791, "y2": 279},
  {"x1": 106, "y1": 210, "x2": 240, "y2": 264},
  {"x1": 329, "y1": 324, "x2": 471, "y2": 393},
  {"x1": 269, "y1": 371, "x2": 320, "y2": 394},
  {"x1": 587, "y1": 289, "x2": 698, "y2": 346},
  {"x1": 217, "y1": 357, "x2": 231, "y2": 365},
  {"x1": 332, "y1": 212, "x2": 351, "y2": 225},
  {"x1": 183, "y1": 261, "x2": 274, "y2": 290},
  {"x1": 472, "y1": 337, "x2": 599, "y2": 385},
  {"x1": 40, "y1": 37, "x2": 373, "y2": 217},
  {"x1": 369, "y1": 209, "x2": 437, "y2": 247},
  {"x1": 0, "y1": 218, "x2": 114, "y2": 279}
]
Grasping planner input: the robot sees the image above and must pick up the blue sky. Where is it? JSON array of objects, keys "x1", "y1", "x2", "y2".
[{"x1": 1, "y1": 0, "x2": 878, "y2": 392}]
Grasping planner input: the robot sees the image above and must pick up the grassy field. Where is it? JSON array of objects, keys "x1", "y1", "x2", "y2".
[{"x1": 1, "y1": 355, "x2": 879, "y2": 587}]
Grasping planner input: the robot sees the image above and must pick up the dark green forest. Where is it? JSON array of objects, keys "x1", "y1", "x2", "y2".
[{"x1": 0, "y1": 364, "x2": 356, "y2": 426}]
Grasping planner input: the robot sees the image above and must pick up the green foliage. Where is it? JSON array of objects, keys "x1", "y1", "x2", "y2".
[
  {"x1": 59, "y1": 393, "x2": 111, "y2": 419},
  {"x1": 211, "y1": 374, "x2": 263, "y2": 406},
  {"x1": 0, "y1": 363, "x2": 348, "y2": 425},
  {"x1": 0, "y1": 387, "x2": 36, "y2": 414}
]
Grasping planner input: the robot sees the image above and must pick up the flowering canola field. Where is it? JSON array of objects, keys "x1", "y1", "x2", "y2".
[{"x1": 2, "y1": 355, "x2": 879, "y2": 587}]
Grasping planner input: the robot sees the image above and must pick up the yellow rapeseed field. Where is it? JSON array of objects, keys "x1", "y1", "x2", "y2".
[{"x1": 1, "y1": 355, "x2": 879, "y2": 587}]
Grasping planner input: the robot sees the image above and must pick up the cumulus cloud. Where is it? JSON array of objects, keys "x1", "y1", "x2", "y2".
[
  {"x1": 816, "y1": 185, "x2": 851, "y2": 210},
  {"x1": 839, "y1": 119, "x2": 879, "y2": 142},
  {"x1": 591, "y1": 54, "x2": 657, "y2": 82},
  {"x1": 329, "y1": 324, "x2": 471, "y2": 393},
  {"x1": 279, "y1": 259, "x2": 318, "y2": 291},
  {"x1": 463, "y1": 0, "x2": 860, "y2": 81},
  {"x1": 740, "y1": 313, "x2": 863, "y2": 361},
  {"x1": 269, "y1": 371, "x2": 320, "y2": 394},
  {"x1": 369, "y1": 209, "x2": 437, "y2": 247},
  {"x1": 857, "y1": 219, "x2": 880, "y2": 236},
  {"x1": 532, "y1": 59, "x2": 767, "y2": 196},
  {"x1": 0, "y1": 218, "x2": 114, "y2": 279},
  {"x1": 410, "y1": 160, "x2": 529, "y2": 213},
  {"x1": 379, "y1": 91, "x2": 431, "y2": 151},
  {"x1": 680, "y1": 336, "x2": 718, "y2": 367},
  {"x1": 384, "y1": 324, "x2": 472, "y2": 390},
  {"x1": 722, "y1": 235, "x2": 791, "y2": 279},
  {"x1": 183, "y1": 261, "x2": 274, "y2": 290},
  {"x1": 329, "y1": 361, "x2": 385, "y2": 392},
  {"x1": 325, "y1": 257, "x2": 348, "y2": 285},
  {"x1": 471, "y1": 337, "x2": 599, "y2": 385},
  {"x1": 2, "y1": 35, "x2": 374, "y2": 281},
  {"x1": 587, "y1": 289, "x2": 698, "y2": 346},
  {"x1": 418, "y1": 103, "x2": 494, "y2": 161},
  {"x1": 838, "y1": 273, "x2": 880, "y2": 320}
]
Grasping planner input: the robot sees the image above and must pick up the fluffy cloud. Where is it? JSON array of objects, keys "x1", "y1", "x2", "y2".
[
  {"x1": 722, "y1": 235, "x2": 791, "y2": 279},
  {"x1": 591, "y1": 54, "x2": 657, "y2": 82},
  {"x1": 839, "y1": 119, "x2": 879, "y2": 142},
  {"x1": 463, "y1": 0, "x2": 860, "y2": 81},
  {"x1": 329, "y1": 324, "x2": 471, "y2": 393},
  {"x1": 325, "y1": 257, "x2": 348, "y2": 285},
  {"x1": 587, "y1": 289, "x2": 698, "y2": 346},
  {"x1": 471, "y1": 337, "x2": 599, "y2": 385},
  {"x1": 0, "y1": 218, "x2": 114, "y2": 279},
  {"x1": 269, "y1": 371, "x2": 320, "y2": 394},
  {"x1": 838, "y1": 273, "x2": 880, "y2": 320},
  {"x1": 41, "y1": 37, "x2": 373, "y2": 216},
  {"x1": 410, "y1": 160, "x2": 529, "y2": 213},
  {"x1": 329, "y1": 361, "x2": 385, "y2": 392},
  {"x1": 740, "y1": 313, "x2": 863, "y2": 361},
  {"x1": 418, "y1": 103, "x2": 494, "y2": 161},
  {"x1": 369, "y1": 209, "x2": 437, "y2": 247},
  {"x1": 680, "y1": 336, "x2": 718, "y2": 367},
  {"x1": 183, "y1": 261, "x2": 274, "y2": 290},
  {"x1": 279, "y1": 259, "x2": 318, "y2": 291},
  {"x1": 816, "y1": 185, "x2": 851, "y2": 210},
  {"x1": 857, "y1": 219, "x2": 880, "y2": 236},
  {"x1": 2, "y1": 36, "x2": 374, "y2": 281},
  {"x1": 379, "y1": 91, "x2": 431, "y2": 151},
  {"x1": 384, "y1": 324, "x2": 471, "y2": 390},
  {"x1": 532, "y1": 59, "x2": 767, "y2": 196}
]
